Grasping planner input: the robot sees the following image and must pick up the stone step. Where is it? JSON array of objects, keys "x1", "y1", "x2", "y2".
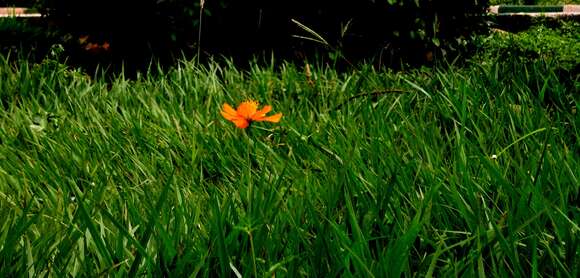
[{"x1": 0, "y1": 7, "x2": 41, "y2": 18}]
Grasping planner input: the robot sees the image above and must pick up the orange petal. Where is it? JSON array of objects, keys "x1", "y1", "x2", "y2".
[
  {"x1": 252, "y1": 105, "x2": 272, "y2": 120},
  {"x1": 237, "y1": 101, "x2": 259, "y2": 119},
  {"x1": 232, "y1": 118, "x2": 250, "y2": 128},
  {"x1": 257, "y1": 113, "x2": 282, "y2": 123},
  {"x1": 221, "y1": 103, "x2": 239, "y2": 120}
]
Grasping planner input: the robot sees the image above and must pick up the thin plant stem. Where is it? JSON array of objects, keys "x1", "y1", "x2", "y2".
[{"x1": 197, "y1": 0, "x2": 205, "y2": 64}]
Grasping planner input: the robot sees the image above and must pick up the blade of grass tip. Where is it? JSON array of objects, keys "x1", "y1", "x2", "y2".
[
  {"x1": 289, "y1": 127, "x2": 344, "y2": 165},
  {"x1": 52, "y1": 228, "x2": 84, "y2": 275},
  {"x1": 211, "y1": 196, "x2": 229, "y2": 277},
  {"x1": 171, "y1": 182, "x2": 187, "y2": 251},
  {"x1": 531, "y1": 127, "x2": 551, "y2": 189},
  {"x1": 153, "y1": 218, "x2": 177, "y2": 261},
  {"x1": 489, "y1": 220, "x2": 524, "y2": 276},
  {"x1": 425, "y1": 242, "x2": 444, "y2": 278},
  {"x1": 477, "y1": 237, "x2": 487, "y2": 278},
  {"x1": 550, "y1": 203, "x2": 580, "y2": 233},
  {"x1": 290, "y1": 35, "x2": 330, "y2": 47},
  {"x1": 188, "y1": 248, "x2": 210, "y2": 278},
  {"x1": 265, "y1": 255, "x2": 298, "y2": 277},
  {"x1": 496, "y1": 128, "x2": 547, "y2": 158},
  {"x1": 402, "y1": 77, "x2": 431, "y2": 99},
  {"x1": 346, "y1": 187, "x2": 378, "y2": 275},
  {"x1": 543, "y1": 241, "x2": 572, "y2": 278},
  {"x1": 100, "y1": 209, "x2": 151, "y2": 264},
  {"x1": 290, "y1": 19, "x2": 329, "y2": 47},
  {"x1": 229, "y1": 261, "x2": 243, "y2": 278},
  {"x1": 68, "y1": 180, "x2": 115, "y2": 268},
  {"x1": 128, "y1": 170, "x2": 175, "y2": 277},
  {"x1": 386, "y1": 210, "x2": 422, "y2": 277},
  {"x1": 25, "y1": 235, "x2": 35, "y2": 277},
  {"x1": 324, "y1": 217, "x2": 374, "y2": 278},
  {"x1": 425, "y1": 235, "x2": 477, "y2": 278},
  {"x1": 344, "y1": 187, "x2": 369, "y2": 258},
  {"x1": 0, "y1": 203, "x2": 41, "y2": 275},
  {"x1": 538, "y1": 75, "x2": 550, "y2": 103},
  {"x1": 531, "y1": 236, "x2": 538, "y2": 278}
]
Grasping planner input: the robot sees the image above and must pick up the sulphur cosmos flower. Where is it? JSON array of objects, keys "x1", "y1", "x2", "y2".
[{"x1": 221, "y1": 100, "x2": 282, "y2": 129}]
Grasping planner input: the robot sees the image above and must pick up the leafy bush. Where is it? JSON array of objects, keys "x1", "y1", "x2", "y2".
[
  {"x1": 475, "y1": 21, "x2": 580, "y2": 72},
  {"x1": 473, "y1": 21, "x2": 579, "y2": 112}
]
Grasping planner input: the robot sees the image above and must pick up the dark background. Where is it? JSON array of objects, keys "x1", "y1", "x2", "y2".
[{"x1": 1, "y1": 0, "x2": 490, "y2": 73}]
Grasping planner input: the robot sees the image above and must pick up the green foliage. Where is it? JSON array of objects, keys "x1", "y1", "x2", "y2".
[
  {"x1": 475, "y1": 21, "x2": 580, "y2": 72},
  {"x1": 0, "y1": 47, "x2": 579, "y2": 276}
]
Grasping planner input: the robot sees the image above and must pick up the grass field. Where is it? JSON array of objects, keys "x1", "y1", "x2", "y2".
[{"x1": 0, "y1": 42, "x2": 579, "y2": 276}]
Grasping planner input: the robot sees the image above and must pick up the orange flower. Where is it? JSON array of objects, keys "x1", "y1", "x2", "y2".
[{"x1": 221, "y1": 100, "x2": 282, "y2": 129}]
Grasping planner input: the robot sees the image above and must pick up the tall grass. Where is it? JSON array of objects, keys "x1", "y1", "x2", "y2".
[{"x1": 0, "y1": 53, "x2": 578, "y2": 276}]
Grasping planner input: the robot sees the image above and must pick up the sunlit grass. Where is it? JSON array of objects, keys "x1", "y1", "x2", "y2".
[{"x1": 0, "y1": 53, "x2": 578, "y2": 276}]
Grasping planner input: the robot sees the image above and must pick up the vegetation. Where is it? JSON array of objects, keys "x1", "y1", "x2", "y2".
[
  {"x1": 477, "y1": 21, "x2": 580, "y2": 72},
  {"x1": 1, "y1": 2, "x2": 579, "y2": 276},
  {"x1": 1, "y1": 19, "x2": 579, "y2": 276}
]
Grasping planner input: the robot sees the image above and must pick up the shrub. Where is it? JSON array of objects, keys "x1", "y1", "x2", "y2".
[{"x1": 476, "y1": 21, "x2": 580, "y2": 72}]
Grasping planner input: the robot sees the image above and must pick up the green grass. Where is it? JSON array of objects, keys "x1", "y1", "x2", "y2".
[{"x1": 0, "y1": 47, "x2": 579, "y2": 276}]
